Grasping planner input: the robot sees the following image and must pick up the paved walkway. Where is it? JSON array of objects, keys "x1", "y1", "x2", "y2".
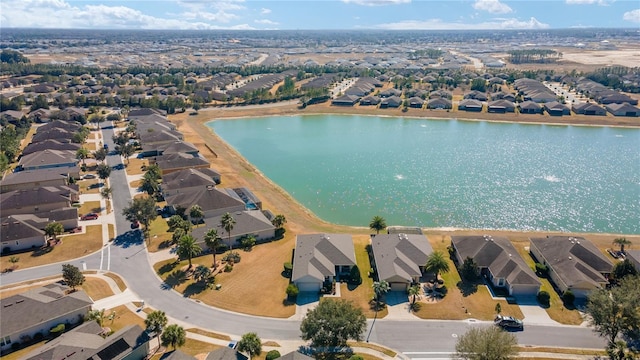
[{"x1": 519, "y1": 304, "x2": 560, "y2": 326}]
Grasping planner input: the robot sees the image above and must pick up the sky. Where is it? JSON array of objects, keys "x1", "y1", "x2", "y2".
[{"x1": 0, "y1": 0, "x2": 639, "y2": 30}]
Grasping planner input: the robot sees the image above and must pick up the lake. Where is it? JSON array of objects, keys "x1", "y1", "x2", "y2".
[{"x1": 209, "y1": 115, "x2": 640, "y2": 234}]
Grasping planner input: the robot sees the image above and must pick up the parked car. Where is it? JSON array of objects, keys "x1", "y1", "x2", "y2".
[
  {"x1": 494, "y1": 315, "x2": 523, "y2": 330},
  {"x1": 131, "y1": 220, "x2": 140, "y2": 229},
  {"x1": 228, "y1": 340, "x2": 238, "y2": 349},
  {"x1": 81, "y1": 213, "x2": 99, "y2": 221}
]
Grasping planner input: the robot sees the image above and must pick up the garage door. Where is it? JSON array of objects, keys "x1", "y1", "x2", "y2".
[
  {"x1": 296, "y1": 282, "x2": 320, "y2": 292},
  {"x1": 510, "y1": 285, "x2": 538, "y2": 297},
  {"x1": 390, "y1": 282, "x2": 408, "y2": 292}
]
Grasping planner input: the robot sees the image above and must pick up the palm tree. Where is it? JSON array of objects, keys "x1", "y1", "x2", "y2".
[
  {"x1": 145, "y1": 310, "x2": 168, "y2": 349},
  {"x1": 238, "y1": 332, "x2": 262, "y2": 358},
  {"x1": 100, "y1": 186, "x2": 112, "y2": 201},
  {"x1": 425, "y1": 251, "x2": 450, "y2": 283},
  {"x1": 369, "y1": 215, "x2": 387, "y2": 235},
  {"x1": 176, "y1": 234, "x2": 201, "y2": 269},
  {"x1": 373, "y1": 280, "x2": 390, "y2": 305},
  {"x1": 204, "y1": 228, "x2": 222, "y2": 267},
  {"x1": 161, "y1": 324, "x2": 186, "y2": 350},
  {"x1": 86, "y1": 309, "x2": 106, "y2": 327},
  {"x1": 189, "y1": 204, "x2": 204, "y2": 226},
  {"x1": 613, "y1": 237, "x2": 631, "y2": 254},
  {"x1": 75, "y1": 148, "x2": 89, "y2": 167},
  {"x1": 220, "y1": 212, "x2": 236, "y2": 249},
  {"x1": 44, "y1": 222, "x2": 64, "y2": 243},
  {"x1": 93, "y1": 148, "x2": 107, "y2": 163},
  {"x1": 272, "y1": 214, "x2": 287, "y2": 229},
  {"x1": 193, "y1": 264, "x2": 212, "y2": 286},
  {"x1": 408, "y1": 284, "x2": 421, "y2": 310}
]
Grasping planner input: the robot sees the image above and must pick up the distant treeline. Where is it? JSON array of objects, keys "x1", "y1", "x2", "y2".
[
  {"x1": 0, "y1": 49, "x2": 30, "y2": 64},
  {"x1": 586, "y1": 66, "x2": 640, "y2": 93},
  {"x1": 508, "y1": 49, "x2": 562, "y2": 64}
]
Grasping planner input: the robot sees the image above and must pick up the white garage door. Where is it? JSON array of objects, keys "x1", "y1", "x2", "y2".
[
  {"x1": 296, "y1": 282, "x2": 320, "y2": 292},
  {"x1": 390, "y1": 282, "x2": 408, "y2": 292}
]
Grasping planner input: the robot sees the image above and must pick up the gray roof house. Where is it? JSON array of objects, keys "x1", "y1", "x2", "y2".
[
  {"x1": 138, "y1": 129, "x2": 183, "y2": 147},
  {"x1": 206, "y1": 347, "x2": 249, "y2": 360},
  {"x1": 605, "y1": 103, "x2": 640, "y2": 117},
  {"x1": 458, "y1": 99, "x2": 483, "y2": 112},
  {"x1": 165, "y1": 186, "x2": 245, "y2": 219},
  {"x1": 543, "y1": 101, "x2": 571, "y2": 116},
  {"x1": 0, "y1": 283, "x2": 93, "y2": 352},
  {"x1": 22, "y1": 321, "x2": 150, "y2": 360},
  {"x1": 427, "y1": 98, "x2": 452, "y2": 110},
  {"x1": 292, "y1": 233, "x2": 356, "y2": 292},
  {"x1": 626, "y1": 250, "x2": 640, "y2": 273},
  {"x1": 22, "y1": 139, "x2": 81, "y2": 156},
  {"x1": 488, "y1": 99, "x2": 515, "y2": 113},
  {"x1": 331, "y1": 94, "x2": 360, "y2": 106},
  {"x1": 31, "y1": 128, "x2": 75, "y2": 144},
  {"x1": 451, "y1": 235, "x2": 541, "y2": 297},
  {"x1": 572, "y1": 102, "x2": 606, "y2": 116},
  {"x1": 0, "y1": 186, "x2": 79, "y2": 217},
  {"x1": 359, "y1": 95, "x2": 381, "y2": 106},
  {"x1": 529, "y1": 236, "x2": 613, "y2": 300},
  {"x1": 18, "y1": 149, "x2": 78, "y2": 171},
  {"x1": 155, "y1": 153, "x2": 210, "y2": 175},
  {"x1": 141, "y1": 140, "x2": 199, "y2": 157},
  {"x1": 518, "y1": 100, "x2": 543, "y2": 114},
  {"x1": 1, "y1": 215, "x2": 47, "y2": 253},
  {"x1": 0, "y1": 167, "x2": 74, "y2": 193},
  {"x1": 380, "y1": 96, "x2": 403, "y2": 108},
  {"x1": 371, "y1": 233, "x2": 433, "y2": 291},
  {"x1": 192, "y1": 210, "x2": 276, "y2": 248},
  {"x1": 161, "y1": 168, "x2": 221, "y2": 197}
]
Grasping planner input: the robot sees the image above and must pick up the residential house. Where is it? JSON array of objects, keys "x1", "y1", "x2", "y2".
[
  {"x1": 0, "y1": 167, "x2": 76, "y2": 193},
  {"x1": 331, "y1": 95, "x2": 360, "y2": 106},
  {"x1": 1, "y1": 216, "x2": 47, "y2": 253},
  {"x1": 543, "y1": 101, "x2": 571, "y2": 116},
  {"x1": 206, "y1": 347, "x2": 249, "y2": 360},
  {"x1": 22, "y1": 321, "x2": 150, "y2": 360},
  {"x1": 626, "y1": 250, "x2": 640, "y2": 272},
  {"x1": 141, "y1": 140, "x2": 199, "y2": 157},
  {"x1": 0, "y1": 110, "x2": 24, "y2": 123},
  {"x1": 0, "y1": 284, "x2": 93, "y2": 351},
  {"x1": 22, "y1": 140, "x2": 81, "y2": 156},
  {"x1": 451, "y1": 235, "x2": 541, "y2": 297},
  {"x1": 359, "y1": 96, "x2": 381, "y2": 106},
  {"x1": 155, "y1": 152, "x2": 210, "y2": 175},
  {"x1": 10, "y1": 209, "x2": 79, "y2": 234},
  {"x1": 164, "y1": 186, "x2": 245, "y2": 219},
  {"x1": 429, "y1": 90, "x2": 453, "y2": 99},
  {"x1": 292, "y1": 233, "x2": 356, "y2": 292},
  {"x1": 0, "y1": 186, "x2": 78, "y2": 216},
  {"x1": 426, "y1": 98, "x2": 452, "y2": 110},
  {"x1": 463, "y1": 91, "x2": 488, "y2": 101},
  {"x1": 487, "y1": 99, "x2": 515, "y2": 113},
  {"x1": 490, "y1": 91, "x2": 516, "y2": 102},
  {"x1": 31, "y1": 128, "x2": 75, "y2": 144},
  {"x1": 278, "y1": 352, "x2": 315, "y2": 360},
  {"x1": 138, "y1": 129, "x2": 183, "y2": 147},
  {"x1": 572, "y1": 102, "x2": 606, "y2": 116},
  {"x1": 518, "y1": 101, "x2": 542, "y2": 114},
  {"x1": 161, "y1": 168, "x2": 221, "y2": 197},
  {"x1": 18, "y1": 149, "x2": 78, "y2": 171},
  {"x1": 379, "y1": 88, "x2": 402, "y2": 98},
  {"x1": 38, "y1": 120, "x2": 82, "y2": 133},
  {"x1": 407, "y1": 96, "x2": 425, "y2": 109},
  {"x1": 379, "y1": 96, "x2": 403, "y2": 108},
  {"x1": 28, "y1": 108, "x2": 52, "y2": 122},
  {"x1": 529, "y1": 236, "x2": 613, "y2": 300},
  {"x1": 457, "y1": 99, "x2": 483, "y2": 112},
  {"x1": 370, "y1": 233, "x2": 433, "y2": 291},
  {"x1": 605, "y1": 103, "x2": 640, "y2": 117},
  {"x1": 192, "y1": 210, "x2": 276, "y2": 249}
]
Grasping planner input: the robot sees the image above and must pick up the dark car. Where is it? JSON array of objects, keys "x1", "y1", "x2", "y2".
[
  {"x1": 131, "y1": 220, "x2": 140, "y2": 229},
  {"x1": 494, "y1": 315, "x2": 523, "y2": 330},
  {"x1": 81, "y1": 213, "x2": 99, "y2": 221}
]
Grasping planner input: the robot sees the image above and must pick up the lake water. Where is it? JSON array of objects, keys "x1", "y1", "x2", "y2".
[{"x1": 209, "y1": 115, "x2": 640, "y2": 234}]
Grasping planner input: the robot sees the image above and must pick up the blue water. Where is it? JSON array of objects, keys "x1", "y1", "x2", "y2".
[{"x1": 209, "y1": 115, "x2": 640, "y2": 234}]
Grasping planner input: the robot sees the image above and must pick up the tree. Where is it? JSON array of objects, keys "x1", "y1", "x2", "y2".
[
  {"x1": 272, "y1": 214, "x2": 287, "y2": 229},
  {"x1": 461, "y1": 257, "x2": 480, "y2": 281},
  {"x1": 140, "y1": 175, "x2": 160, "y2": 197},
  {"x1": 172, "y1": 228, "x2": 187, "y2": 246},
  {"x1": 86, "y1": 309, "x2": 106, "y2": 327},
  {"x1": 161, "y1": 324, "x2": 186, "y2": 350},
  {"x1": 75, "y1": 148, "x2": 89, "y2": 166},
  {"x1": 100, "y1": 187, "x2": 112, "y2": 201},
  {"x1": 96, "y1": 163, "x2": 112, "y2": 181},
  {"x1": 117, "y1": 143, "x2": 135, "y2": 164},
  {"x1": 408, "y1": 284, "x2": 421, "y2": 310},
  {"x1": 221, "y1": 212, "x2": 236, "y2": 249},
  {"x1": 145, "y1": 310, "x2": 168, "y2": 348},
  {"x1": 93, "y1": 148, "x2": 107, "y2": 163},
  {"x1": 167, "y1": 215, "x2": 191, "y2": 233},
  {"x1": 373, "y1": 280, "x2": 390, "y2": 305},
  {"x1": 194, "y1": 264, "x2": 213, "y2": 284},
  {"x1": 369, "y1": 215, "x2": 387, "y2": 235},
  {"x1": 613, "y1": 237, "x2": 631, "y2": 254},
  {"x1": 495, "y1": 303, "x2": 502, "y2": 315},
  {"x1": 189, "y1": 204, "x2": 204, "y2": 225},
  {"x1": 286, "y1": 283, "x2": 299, "y2": 298},
  {"x1": 62, "y1": 264, "x2": 85, "y2": 290},
  {"x1": 122, "y1": 196, "x2": 157, "y2": 242},
  {"x1": 612, "y1": 259, "x2": 638, "y2": 280},
  {"x1": 454, "y1": 326, "x2": 518, "y2": 360},
  {"x1": 424, "y1": 251, "x2": 450, "y2": 282},
  {"x1": 204, "y1": 228, "x2": 222, "y2": 267},
  {"x1": 239, "y1": 234, "x2": 256, "y2": 251},
  {"x1": 8, "y1": 256, "x2": 19, "y2": 269},
  {"x1": 44, "y1": 222, "x2": 64, "y2": 242},
  {"x1": 300, "y1": 299, "x2": 366, "y2": 350},
  {"x1": 238, "y1": 332, "x2": 262, "y2": 358},
  {"x1": 176, "y1": 234, "x2": 202, "y2": 269},
  {"x1": 586, "y1": 275, "x2": 640, "y2": 348}
]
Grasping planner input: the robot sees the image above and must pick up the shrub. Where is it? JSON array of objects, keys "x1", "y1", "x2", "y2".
[
  {"x1": 11, "y1": 342, "x2": 21, "y2": 351},
  {"x1": 286, "y1": 283, "x2": 299, "y2": 298},
  {"x1": 224, "y1": 263, "x2": 233, "y2": 272},
  {"x1": 50, "y1": 323, "x2": 65, "y2": 336},
  {"x1": 349, "y1": 355, "x2": 364, "y2": 360},
  {"x1": 239, "y1": 236, "x2": 256, "y2": 251},
  {"x1": 2, "y1": 246, "x2": 10, "y2": 255},
  {"x1": 535, "y1": 263, "x2": 548, "y2": 276},
  {"x1": 223, "y1": 251, "x2": 241, "y2": 264},
  {"x1": 266, "y1": 350, "x2": 281, "y2": 360},
  {"x1": 283, "y1": 262, "x2": 293, "y2": 277},
  {"x1": 33, "y1": 332, "x2": 44, "y2": 341},
  {"x1": 537, "y1": 290, "x2": 550, "y2": 307},
  {"x1": 350, "y1": 265, "x2": 362, "y2": 285},
  {"x1": 562, "y1": 290, "x2": 575, "y2": 306}
]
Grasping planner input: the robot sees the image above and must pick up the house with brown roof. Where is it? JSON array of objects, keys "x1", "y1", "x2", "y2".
[
  {"x1": 0, "y1": 186, "x2": 79, "y2": 217},
  {"x1": 192, "y1": 210, "x2": 276, "y2": 248},
  {"x1": 154, "y1": 152, "x2": 210, "y2": 175},
  {"x1": 0, "y1": 167, "x2": 75, "y2": 193},
  {"x1": 451, "y1": 235, "x2": 541, "y2": 297},
  {"x1": 380, "y1": 96, "x2": 403, "y2": 108},
  {"x1": 359, "y1": 95, "x2": 381, "y2": 106},
  {"x1": 543, "y1": 101, "x2": 570, "y2": 116},
  {"x1": 605, "y1": 103, "x2": 640, "y2": 117},
  {"x1": 407, "y1": 97, "x2": 425, "y2": 109},
  {"x1": 22, "y1": 320, "x2": 150, "y2": 360},
  {"x1": 0, "y1": 283, "x2": 93, "y2": 351},
  {"x1": 458, "y1": 99, "x2": 483, "y2": 112},
  {"x1": 31, "y1": 128, "x2": 75, "y2": 144},
  {"x1": 627, "y1": 250, "x2": 640, "y2": 273},
  {"x1": 331, "y1": 94, "x2": 360, "y2": 106},
  {"x1": 161, "y1": 168, "x2": 221, "y2": 197},
  {"x1": 22, "y1": 139, "x2": 81, "y2": 157},
  {"x1": 164, "y1": 186, "x2": 245, "y2": 219},
  {"x1": 18, "y1": 149, "x2": 78, "y2": 171},
  {"x1": 38, "y1": 120, "x2": 82, "y2": 133},
  {"x1": 572, "y1": 102, "x2": 606, "y2": 116},
  {"x1": 292, "y1": 233, "x2": 356, "y2": 292},
  {"x1": 463, "y1": 91, "x2": 488, "y2": 101},
  {"x1": 1, "y1": 216, "x2": 47, "y2": 253},
  {"x1": 426, "y1": 98, "x2": 452, "y2": 110},
  {"x1": 518, "y1": 100, "x2": 542, "y2": 114},
  {"x1": 0, "y1": 110, "x2": 24, "y2": 123},
  {"x1": 488, "y1": 99, "x2": 515, "y2": 113},
  {"x1": 371, "y1": 233, "x2": 433, "y2": 291},
  {"x1": 529, "y1": 236, "x2": 613, "y2": 300}
]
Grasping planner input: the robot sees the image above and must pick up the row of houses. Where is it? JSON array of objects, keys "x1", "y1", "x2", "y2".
[
  {"x1": 572, "y1": 78, "x2": 638, "y2": 105},
  {"x1": 291, "y1": 231, "x2": 622, "y2": 302}
]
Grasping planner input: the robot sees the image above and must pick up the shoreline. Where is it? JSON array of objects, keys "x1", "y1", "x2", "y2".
[{"x1": 173, "y1": 105, "x2": 639, "y2": 241}]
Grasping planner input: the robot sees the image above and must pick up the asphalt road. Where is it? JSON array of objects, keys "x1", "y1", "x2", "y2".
[{"x1": 0, "y1": 122, "x2": 607, "y2": 354}]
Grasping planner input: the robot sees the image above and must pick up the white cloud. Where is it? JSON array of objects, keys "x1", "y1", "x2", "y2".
[
  {"x1": 260, "y1": 8, "x2": 271, "y2": 14},
  {"x1": 623, "y1": 9, "x2": 640, "y2": 22},
  {"x1": 255, "y1": 19, "x2": 279, "y2": 25},
  {"x1": 375, "y1": 17, "x2": 549, "y2": 30},
  {"x1": 472, "y1": 0, "x2": 512, "y2": 14},
  {"x1": 0, "y1": 0, "x2": 246, "y2": 29},
  {"x1": 342, "y1": 0, "x2": 410, "y2": 6},
  {"x1": 565, "y1": 0, "x2": 612, "y2": 5}
]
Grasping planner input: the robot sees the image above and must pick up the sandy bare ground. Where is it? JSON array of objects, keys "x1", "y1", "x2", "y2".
[{"x1": 559, "y1": 49, "x2": 640, "y2": 67}]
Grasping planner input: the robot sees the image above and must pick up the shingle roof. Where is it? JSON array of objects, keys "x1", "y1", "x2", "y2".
[
  {"x1": 192, "y1": 210, "x2": 275, "y2": 243},
  {"x1": 371, "y1": 233, "x2": 433, "y2": 283},
  {"x1": 529, "y1": 236, "x2": 613, "y2": 288},
  {"x1": 138, "y1": 129, "x2": 182, "y2": 144},
  {"x1": 156, "y1": 153, "x2": 210, "y2": 172},
  {"x1": 39, "y1": 120, "x2": 82, "y2": 133},
  {"x1": 1, "y1": 283, "x2": 93, "y2": 336},
  {"x1": 206, "y1": 347, "x2": 248, "y2": 360},
  {"x1": 0, "y1": 186, "x2": 76, "y2": 210},
  {"x1": 165, "y1": 186, "x2": 244, "y2": 212},
  {"x1": 22, "y1": 139, "x2": 81, "y2": 156},
  {"x1": 0, "y1": 215, "x2": 46, "y2": 243},
  {"x1": 19, "y1": 149, "x2": 77, "y2": 169},
  {"x1": 452, "y1": 235, "x2": 540, "y2": 286},
  {"x1": 162, "y1": 168, "x2": 220, "y2": 192},
  {"x1": 279, "y1": 352, "x2": 315, "y2": 360},
  {"x1": 158, "y1": 141, "x2": 199, "y2": 155},
  {"x1": 0, "y1": 166, "x2": 73, "y2": 187},
  {"x1": 292, "y1": 234, "x2": 356, "y2": 282},
  {"x1": 31, "y1": 128, "x2": 74, "y2": 143}
]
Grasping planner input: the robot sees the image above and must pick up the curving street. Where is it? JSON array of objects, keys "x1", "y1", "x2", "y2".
[{"x1": 0, "y1": 121, "x2": 606, "y2": 356}]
